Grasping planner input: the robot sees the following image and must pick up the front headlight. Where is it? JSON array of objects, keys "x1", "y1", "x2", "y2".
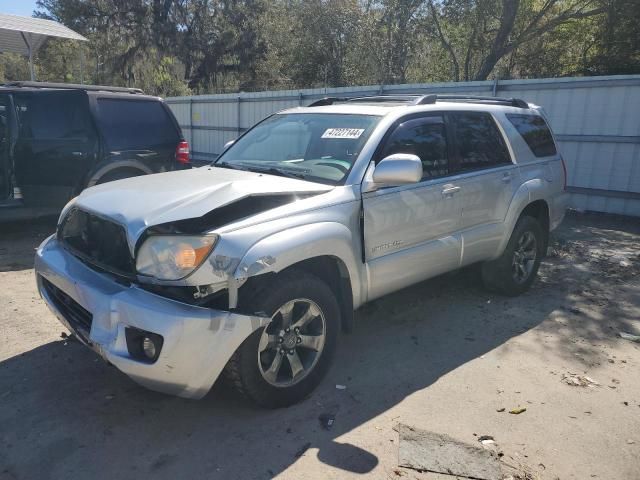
[{"x1": 136, "y1": 235, "x2": 218, "y2": 280}]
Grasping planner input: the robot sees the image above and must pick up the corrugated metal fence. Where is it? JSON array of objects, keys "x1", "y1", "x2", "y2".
[{"x1": 166, "y1": 75, "x2": 640, "y2": 217}]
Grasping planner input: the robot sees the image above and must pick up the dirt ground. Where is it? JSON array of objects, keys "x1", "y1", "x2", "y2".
[{"x1": 1, "y1": 212, "x2": 639, "y2": 480}]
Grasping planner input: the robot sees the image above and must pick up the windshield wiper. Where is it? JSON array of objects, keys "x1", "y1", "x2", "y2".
[
  {"x1": 242, "y1": 165, "x2": 308, "y2": 180},
  {"x1": 213, "y1": 161, "x2": 248, "y2": 171}
]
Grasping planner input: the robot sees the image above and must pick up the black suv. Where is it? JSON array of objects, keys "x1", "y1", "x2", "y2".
[{"x1": 0, "y1": 82, "x2": 189, "y2": 221}]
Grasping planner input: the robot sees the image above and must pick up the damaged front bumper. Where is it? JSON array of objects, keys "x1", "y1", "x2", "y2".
[{"x1": 35, "y1": 235, "x2": 267, "y2": 399}]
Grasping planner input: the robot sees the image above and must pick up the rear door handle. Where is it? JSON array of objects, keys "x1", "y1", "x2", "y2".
[
  {"x1": 441, "y1": 185, "x2": 461, "y2": 197},
  {"x1": 501, "y1": 172, "x2": 512, "y2": 183}
]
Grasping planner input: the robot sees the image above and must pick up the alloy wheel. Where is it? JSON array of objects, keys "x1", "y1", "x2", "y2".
[
  {"x1": 257, "y1": 298, "x2": 326, "y2": 387},
  {"x1": 512, "y1": 230, "x2": 537, "y2": 284}
]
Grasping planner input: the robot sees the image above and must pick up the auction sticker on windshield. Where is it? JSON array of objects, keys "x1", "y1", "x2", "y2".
[{"x1": 321, "y1": 128, "x2": 365, "y2": 139}]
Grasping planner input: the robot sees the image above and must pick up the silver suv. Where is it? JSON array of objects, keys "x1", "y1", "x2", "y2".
[{"x1": 35, "y1": 94, "x2": 568, "y2": 407}]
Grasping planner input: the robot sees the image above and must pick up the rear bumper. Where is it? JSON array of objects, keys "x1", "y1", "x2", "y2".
[{"x1": 35, "y1": 235, "x2": 267, "y2": 399}]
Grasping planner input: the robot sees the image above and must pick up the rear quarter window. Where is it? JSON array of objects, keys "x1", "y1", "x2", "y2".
[
  {"x1": 96, "y1": 99, "x2": 179, "y2": 150},
  {"x1": 506, "y1": 114, "x2": 557, "y2": 157},
  {"x1": 449, "y1": 111, "x2": 512, "y2": 171}
]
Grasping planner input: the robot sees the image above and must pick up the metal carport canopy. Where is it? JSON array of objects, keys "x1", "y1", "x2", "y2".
[{"x1": 0, "y1": 13, "x2": 87, "y2": 80}]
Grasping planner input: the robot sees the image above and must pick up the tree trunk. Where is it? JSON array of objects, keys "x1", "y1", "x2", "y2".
[{"x1": 474, "y1": 0, "x2": 520, "y2": 80}]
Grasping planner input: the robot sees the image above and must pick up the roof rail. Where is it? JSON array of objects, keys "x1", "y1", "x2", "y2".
[
  {"x1": 306, "y1": 93, "x2": 530, "y2": 109},
  {"x1": 307, "y1": 97, "x2": 346, "y2": 107},
  {"x1": 308, "y1": 95, "x2": 421, "y2": 106},
  {"x1": 2, "y1": 81, "x2": 144, "y2": 94},
  {"x1": 347, "y1": 95, "x2": 420, "y2": 104},
  {"x1": 417, "y1": 94, "x2": 529, "y2": 108}
]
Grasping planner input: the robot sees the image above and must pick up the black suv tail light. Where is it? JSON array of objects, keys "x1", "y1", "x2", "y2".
[{"x1": 176, "y1": 140, "x2": 190, "y2": 164}]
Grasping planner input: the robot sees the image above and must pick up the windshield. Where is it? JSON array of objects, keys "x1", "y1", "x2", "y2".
[{"x1": 213, "y1": 113, "x2": 381, "y2": 185}]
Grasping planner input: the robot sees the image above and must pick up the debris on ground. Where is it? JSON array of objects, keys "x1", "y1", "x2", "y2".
[
  {"x1": 478, "y1": 435, "x2": 496, "y2": 446},
  {"x1": 60, "y1": 332, "x2": 68, "y2": 339},
  {"x1": 318, "y1": 413, "x2": 335, "y2": 430},
  {"x1": 497, "y1": 408, "x2": 506, "y2": 412},
  {"x1": 397, "y1": 424, "x2": 504, "y2": 480},
  {"x1": 509, "y1": 407, "x2": 527, "y2": 415},
  {"x1": 619, "y1": 332, "x2": 640, "y2": 343},
  {"x1": 335, "y1": 384, "x2": 346, "y2": 390},
  {"x1": 561, "y1": 373, "x2": 600, "y2": 387}
]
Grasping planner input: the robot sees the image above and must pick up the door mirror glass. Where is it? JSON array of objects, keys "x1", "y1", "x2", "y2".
[
  {"x1": 372, "y1": 154, "x2": 423, "y2": 187},
  {"x1": 223, "y1": 139, "x2": 235, "y2": 150}
]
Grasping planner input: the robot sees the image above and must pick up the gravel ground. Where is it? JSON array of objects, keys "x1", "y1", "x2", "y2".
[{"x1": 0, "y1": 212, "x2": 639, "y2": 480}]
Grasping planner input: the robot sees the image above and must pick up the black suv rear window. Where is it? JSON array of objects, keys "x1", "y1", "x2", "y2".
[
  {"x1": 97, "y1": 99, "x2": 178, "y2": 150},
  {"x1": 506, "y1": 114, "x2": 557, "y2": 157}
]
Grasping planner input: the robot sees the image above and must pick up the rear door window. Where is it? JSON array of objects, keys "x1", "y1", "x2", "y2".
[
  {"x1": 14, "y1": 91, "x2": 92, "y2": 140},
  {"x1": 379, "y1": 115, "x2": 449, "y2": 180},
  {"x1": 449, "y1": 112, "x2": 511, "y2": 172},
  {"x1": 506, "y1": 114, "x2": 557, "y2": 157},
  {"x1": 97, "y1": 99, "x2": 179, "y2": 150}
]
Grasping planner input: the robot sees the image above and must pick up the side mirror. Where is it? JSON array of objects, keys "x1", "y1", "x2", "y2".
[
  {"x1": 223, "y1": 139, "x2": 235, "y2": 150},
  {"x1": 371, "y1": 154, "x2": 422, "y2": 188}
]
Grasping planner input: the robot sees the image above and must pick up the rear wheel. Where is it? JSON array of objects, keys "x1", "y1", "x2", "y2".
[
  {"x1": 225, "y1": 270, "x2": 339, "y2": 408},
  {"x1": 482, "y1": 216, "x2": 544, "y2": 296}
]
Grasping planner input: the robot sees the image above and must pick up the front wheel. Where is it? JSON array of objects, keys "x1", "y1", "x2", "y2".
[
  {"x1": 225, "y1": 270, "x2": 339, "y2": 408},
  {"x1": 482, "y1": 216, "x2": 544, "y2": 296}
]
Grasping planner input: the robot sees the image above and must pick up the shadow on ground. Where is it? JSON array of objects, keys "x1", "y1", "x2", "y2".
[
  {"x1": 0, "y1": 212, "x2": 638, "y2": 479},
  {"x1": 0, "y1": 217, "x2": 57, "y2": 272}
]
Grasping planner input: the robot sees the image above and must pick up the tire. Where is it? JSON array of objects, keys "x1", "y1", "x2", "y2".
[
  {"x1": 95, "y1": 168, "x2": 144, "y2": 185},
  {"x1": 225, "y1": 270, "x2": 340, "y2": 408},
  {"x1": 481, "y1": 216, "x2": 544, "y2": 296}
]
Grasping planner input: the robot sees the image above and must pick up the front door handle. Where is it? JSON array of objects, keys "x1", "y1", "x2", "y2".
[{"x1": 441, "y1": 185, "x2": 461, "y2": 197}]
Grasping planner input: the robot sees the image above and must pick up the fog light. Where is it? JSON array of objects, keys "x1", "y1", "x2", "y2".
[
  {"x1": 125, "y1": 327, "x2": 163, "y2": 363},
  {"x1": 142, "y1": 337, "x2": 157, "y2": 359}
]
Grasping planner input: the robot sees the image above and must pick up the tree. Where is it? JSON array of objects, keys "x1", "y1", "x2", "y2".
[
  {"x1": 0, "y1": 0, "x2": 635, "y2": 94},
  {"x1": 361, "y1": 0, "x2": 427, "y2": 84},
  {"x1": 587, "y1": 0, "x2": 640, "y2": 75},
  {"x1": 428, "y1": 0, "x2": 606, "y2": 80}
]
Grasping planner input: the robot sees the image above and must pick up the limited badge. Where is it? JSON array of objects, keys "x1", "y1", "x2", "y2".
[{"x1": 321, "y1": 128, "x2": 365, "y2": 139}]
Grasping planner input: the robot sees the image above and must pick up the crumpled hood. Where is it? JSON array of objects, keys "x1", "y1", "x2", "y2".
[{"x1": 73, "y1": 166, "x2": 333, "y2": 247}]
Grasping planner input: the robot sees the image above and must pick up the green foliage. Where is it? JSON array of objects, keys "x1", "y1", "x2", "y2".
[{"x1": 0, "y1": 0, "x2": 637, "y2": 94}]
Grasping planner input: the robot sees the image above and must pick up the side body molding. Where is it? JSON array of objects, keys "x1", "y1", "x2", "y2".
[{"x1": 232, "y1": 222, "x2": 365, "y2": 309}]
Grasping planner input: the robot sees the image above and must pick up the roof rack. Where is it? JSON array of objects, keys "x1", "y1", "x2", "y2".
[
  {"x1": 306, "y1": 97, "x2": 347, "y2": 107},
  {"x1": 418, "y1": 94, "x2": 529, "y2": 108},
  {"x1": 307, "y1": 93, "x2": 529, "y2": 109},
  {"x1": 347, "y1": 95, "x2": 422, "y2": 104},
  {"x1": 2, "y1": 81, "x2": 144, "y2": 94}
]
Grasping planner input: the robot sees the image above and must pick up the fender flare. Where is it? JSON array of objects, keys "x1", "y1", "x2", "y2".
[
  {"x1": 495, "y1": 179, "x2": 550, "y2": 257},
  {"x1": 232, "y1": 222, "x2": 365, "y2": 309},
  {"x1": 84, "y1": 160, "x2": 153, "y2": 188}
]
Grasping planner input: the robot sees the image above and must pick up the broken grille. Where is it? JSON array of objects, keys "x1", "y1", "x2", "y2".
[
  {"x1": 41, "y1": 276, "x2": 93, "y2": 336},
  {"x1": 58, "y1": 208, "x2": 135, "y2": 277}
]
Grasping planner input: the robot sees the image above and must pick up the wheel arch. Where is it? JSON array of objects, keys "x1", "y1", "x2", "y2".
[
  {"x1": 233, "y1": 222, "x2": 364, "y2": 332},
  {"x1": 519, "y1": 199, "x2": 550, "y2": 252},
  {"x1": 497, "y1": 181, "x2": 551, "y2": 256},
  {"x1": 82, "y1": 160, "x2": 153, "y2": 190}
]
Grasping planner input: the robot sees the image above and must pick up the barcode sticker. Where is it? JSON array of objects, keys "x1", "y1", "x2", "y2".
[{"x1": 321, "y1": 128, "x2": 365, "y2": 139}]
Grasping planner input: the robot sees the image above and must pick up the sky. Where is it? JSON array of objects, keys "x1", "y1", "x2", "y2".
[{"x1": 1, "y1": 0, "x2": 39, "y2": 17}]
